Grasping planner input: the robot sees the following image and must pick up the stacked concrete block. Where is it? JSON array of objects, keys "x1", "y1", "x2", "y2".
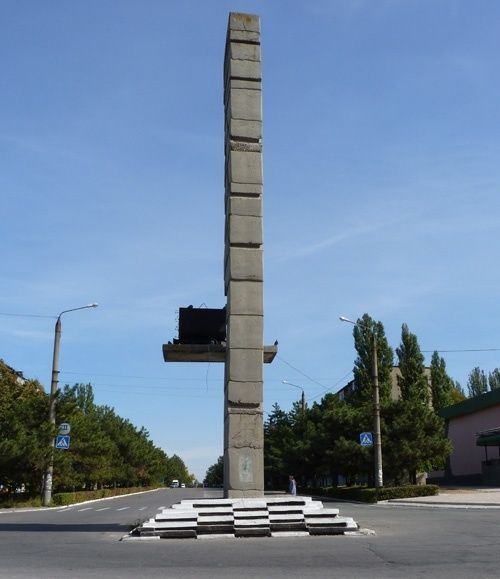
[
  {"x1": 267, "y1": 501, "x2": 307, "y2": 533},
  {"x1": 223, "y1": 12, "x2": 265, "y2": 498},
  {"x1": 138, "y1": 508, "x2": 198, "y2": 539},
  {"x1": 233, "y1": 499, "x2": 270, "y2": 537},
  {"x1": 196, "y1": 505, "x2": 234, "y2": 535},
  {"x1": 131, "y1": 496, "x2": 359, "y2": 539}
]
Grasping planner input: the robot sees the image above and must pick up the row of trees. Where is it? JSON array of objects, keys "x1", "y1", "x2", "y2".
[
  {"x1": 264, "y1": 316, "x2": 455, "y2": 488},
  {"x1": 204, "y1": 316, "x2": 499, "y2": 488},
  {"x1": 0, "y1": 360, "x2": 192, "y2": 496},
  {"x1": 204, "y1": 316, "x2": 461, "y2": 488},
  {"x1": 466, "y1": 367, "x2": 500, "y2": 397}
]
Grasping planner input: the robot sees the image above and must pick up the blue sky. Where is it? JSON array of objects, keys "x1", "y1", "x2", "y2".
[{"x1": 2, "y1": 1, "x2": 500, "y2": 481}]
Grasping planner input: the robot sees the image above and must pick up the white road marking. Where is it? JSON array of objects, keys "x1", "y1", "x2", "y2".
[
  {"x1": 116, "y1": 507, "x2": 130, "y2": 511},
  {"x1": 78, "y1": 507, "x2": 93, "y2": 512},
  {"x1": 95, "y1": 507, "x2": 110, "y2": 511},
  {"x1": 138, "y1": 507, "x2": 147, "y2": 511},
  {"x1": 157, "y1": 506, "x2": 166, "y2": 510}
]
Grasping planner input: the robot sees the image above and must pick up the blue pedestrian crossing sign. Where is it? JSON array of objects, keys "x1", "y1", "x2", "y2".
[
  {"x1": 55, "y1": 435, "x2": 71, "y2": 449},
  {"x1": 359, "y1": 432, "x2": 373, "y2": 447}
]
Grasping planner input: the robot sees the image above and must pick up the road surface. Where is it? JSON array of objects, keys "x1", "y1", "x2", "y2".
[{"x1": 1, "y1": 488, "x2": 499, "y2": 578}]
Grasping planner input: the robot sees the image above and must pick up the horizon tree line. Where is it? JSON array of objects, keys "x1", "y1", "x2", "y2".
[{"x1": 0, "y1": 359, "x2": 193, "y2": 497}]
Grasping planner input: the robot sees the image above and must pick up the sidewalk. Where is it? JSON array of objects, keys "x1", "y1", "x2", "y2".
[{"x1": 385, "y1": 487, "x2": 500, "y2": 508}]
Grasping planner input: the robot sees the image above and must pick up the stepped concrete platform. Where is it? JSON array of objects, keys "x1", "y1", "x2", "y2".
[{"x1": 130, "y1": 496, "x2": 358, "y2": 539}]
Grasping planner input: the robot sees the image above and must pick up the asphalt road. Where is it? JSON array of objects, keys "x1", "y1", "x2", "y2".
[{"x1": 1, "y1": 488, "x2": 500, "y2": 579}]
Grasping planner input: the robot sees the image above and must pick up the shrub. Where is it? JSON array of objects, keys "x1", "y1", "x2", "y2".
[
  {"x1": 51, "y1": 485, "x2": 162, "y2": 506},
  {"x1": 302, "y1": 484, "x2": 439, "y2": 503},
  {"x1": 0, "y1": 495, "x2": 42, "y2": 509}
]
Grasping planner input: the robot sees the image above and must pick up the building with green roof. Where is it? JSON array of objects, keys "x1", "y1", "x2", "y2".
[{"x1": 434, "y1": 388, "x2": 500, "y2": 485}]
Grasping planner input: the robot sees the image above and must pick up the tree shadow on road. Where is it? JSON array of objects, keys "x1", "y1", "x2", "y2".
[{"x1": 0, "y1": 523, "x2": 128, "y2": 533}]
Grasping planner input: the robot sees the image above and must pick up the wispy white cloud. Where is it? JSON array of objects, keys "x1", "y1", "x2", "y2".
[
  {"x1": 272, "y1": 215, "x2": 411, "y2": 263},
  {"x1": 0, "y1": 327, "x2": 53, "y2": 341},
  {"x1": 0, "y1": 132, "x2": 88, "y2": 162}
]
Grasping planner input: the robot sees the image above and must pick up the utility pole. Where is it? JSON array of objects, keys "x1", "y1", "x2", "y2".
[
  {"x1": 42, "y1": 303, "x2": 98, "y2": 507},
  {"x1": 371, "y1": 332, "x2": 383, "y2": 488},
  {"x1": 42, "y1": 315, "x2": 62, "y2": 507}
]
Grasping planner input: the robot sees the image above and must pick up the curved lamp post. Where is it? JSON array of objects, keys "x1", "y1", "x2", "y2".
[
  {"x1": 282, "y1": 380, "x2": 306, "y2": 413},
  {"x1": 42, "y1": 303, "x2": 98, "y2": 506},
  {"x1": 339, "y1": 315, "x2": 383, "y2": 488}
]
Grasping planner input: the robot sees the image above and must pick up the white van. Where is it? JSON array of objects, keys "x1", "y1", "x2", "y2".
[{"x1": 170, "y1": 479, "x2": 179, "y2": 488}]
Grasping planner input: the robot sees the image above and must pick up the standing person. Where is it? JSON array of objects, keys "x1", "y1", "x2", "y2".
[{"x1": 288, "y1": 475, "x2": 297, "y2": 496}]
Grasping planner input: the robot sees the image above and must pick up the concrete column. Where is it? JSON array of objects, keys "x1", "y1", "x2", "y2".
[{"x1": 223, "y1": 12, "x2": 264, "y2": 498}]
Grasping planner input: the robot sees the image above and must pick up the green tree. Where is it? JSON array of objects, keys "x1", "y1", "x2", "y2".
[
  {"x1": 264, "y1": 403, "x2": 294, "y2": 489},
  {"x1": 467, "y1": 367, "x2": 488, "y2": 397},
  {"x1": 0, "y1": 360, "x2": 51, "y2": 495},
  {"x1": 165, "y1": 454, "x2": 192, "y2": 486},
  {"x1": 351, "y1": 314, "x2": 394, "y2": 406},
  {"x1": 383, "y1": 400, "x2": 452, "y2": 484},
  {"x1": 311, "y1": 394, "x2": 372, "y2": 485},
  {"x1": 0, "y1": 361, "x2": 189, "y2": 498},
  {"x1": 488, "y1": 368, "x2": 500, "y2": 390},
  {"x1": 286, "y1": 401, "x2": 321, "y2": 485},
  {"x1": 56, "y1": 383, "x2": 175, "y2": 490},
  {"x1": 204, "y1": 456, "x2": 224, "y2": 487},
  {"x1": 396, "y1": 324, "x2": 429, "y2": 405},
  {"x1": 56, "y1": 384, "x2": 119, "y2": 490},
  {"x1": 450, "y1": 381, "x2": 466, "y2": 404},
  {"x1": 430, "y1": 352, "x2": 455, "y2": 411}
]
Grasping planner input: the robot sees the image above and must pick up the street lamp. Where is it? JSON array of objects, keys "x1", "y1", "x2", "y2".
[
  {"x1": 339, "y1": 315, "x2": 383, "y2": 488},
  {"x1": 42, "y1": 303, "x2": 98, "y2": 506},
  {"x1": 282, "y1": 380, "x2": 306, "y2": 413}
]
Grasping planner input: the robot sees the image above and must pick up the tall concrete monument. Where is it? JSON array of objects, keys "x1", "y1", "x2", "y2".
[
  {"x1": 223, "y1": 12, "x2": 265, "y2": 498},
  {"x1": 163, "y1": 12, "x2": 276, "y2": 499},
  {"x1": 134, "y1": 13, "x2": 359, "y2": 539}
]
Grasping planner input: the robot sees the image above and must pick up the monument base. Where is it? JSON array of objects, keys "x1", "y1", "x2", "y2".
[{"x1": 129, "y1": 496, "x2": 358, "y2": 539}]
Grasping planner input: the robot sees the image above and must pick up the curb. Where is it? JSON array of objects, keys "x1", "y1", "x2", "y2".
[
  {"x1": 381, "y1": 499, "x2": 500, "y2": 509},
  {"x1": 121, "y1": 528, "x2": 377, "y2": 542},
  {"x1": 0, "y1": 487, "x2": 165, "y2": 513},
  {"x1": 55, "y1": 487, "x2": 165, "y2": 509},
  {"x1": 303, "y1": 493, "x2": 500, "y2": 510}
]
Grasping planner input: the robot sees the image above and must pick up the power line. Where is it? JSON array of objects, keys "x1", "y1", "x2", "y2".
[
  {"x1": 96, "y1": 388, "x2": 220, "y2": 399},
  {"x1": 275, "y1": 355, "x2": 355, "y2": 402},
  {"x1": 91, "y1": 382, "x2": 218, "y2": 391},
  {"x1": 276, "y1": 355, "x2": 331, "y2": 391},
  {"x1": 0, "y1": 312, "x2": 56, "y2": 319},
  {"x1": 422, "y1": 348, "x2": 500, "y2": 353},
  {"x1": 71, "y1": 380, "x2": 306, "y2": 392},
  {"x1": 60, "y1": 371, "x2": 219, "y2": 381},
  {"x1": 305, "y1": 369, "x2": 354, "y2": 403},
  {"x1": 59, "y1": 370, "x2": 316, "y2": 384}
]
